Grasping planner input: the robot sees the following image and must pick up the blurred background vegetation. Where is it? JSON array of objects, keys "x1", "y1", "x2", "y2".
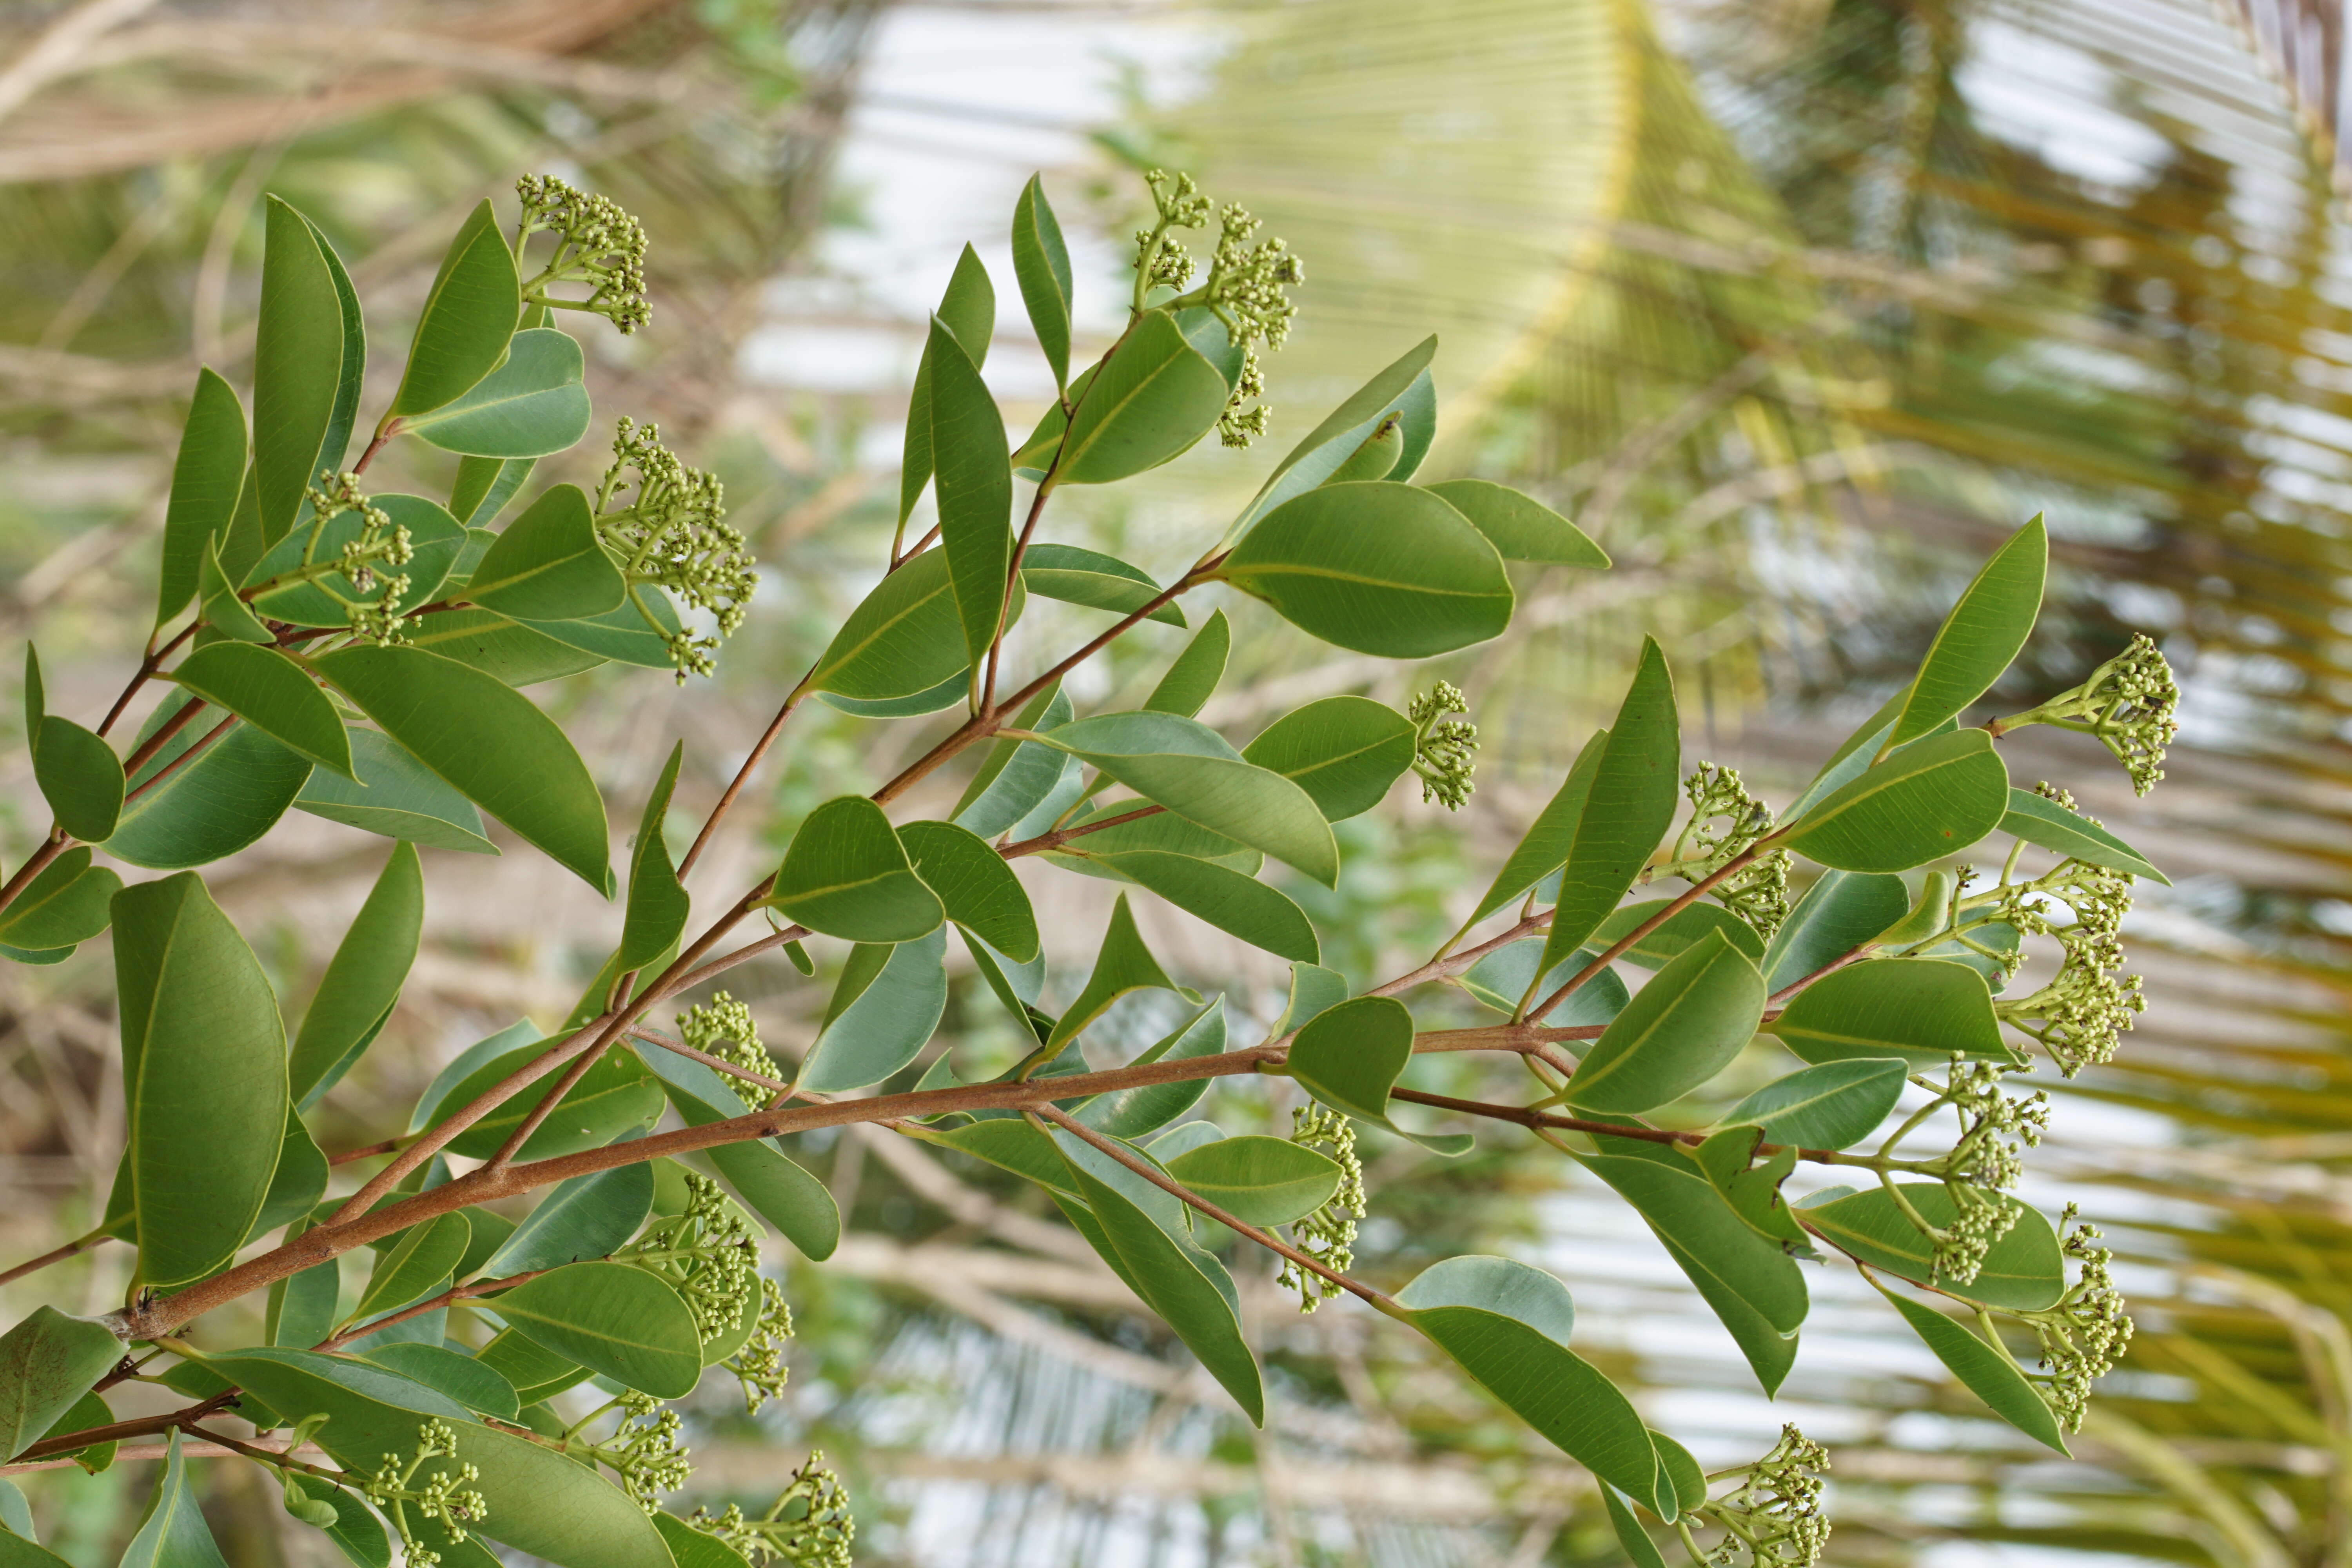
[{"x1": 8, "y1": 0, "x2": 2352, "y2": 1563}]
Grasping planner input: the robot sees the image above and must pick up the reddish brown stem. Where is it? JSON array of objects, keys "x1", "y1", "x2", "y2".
[
  {"x1": 122, "y1": 714, "x2": 236, "y2": 806},
  {"x1": 327, "y1": 1138, "x2": 405, "y2": 1167},
  {"x1": 1000, "y1": 802, "x2": 1162, "y2": 859},
  {"x1": 678, "y1": 686, "x2": 806, "y2": 879},
  {"x1": 0, "y1": 1230, "x2": 108, "y2": 1287},
  {"x1": 984, "y1": 479, "x2": 1056, "y2": 710},
  {"x1": 1385, "y1": 1087, "x2": 1848, "y2": 1165},
  {"x1": 1526, "y1": 839, "x2": 1778, "y2": 1020},
  {"x1": 312, "y1": 1267, "x2": 551, "y2": 1352}
]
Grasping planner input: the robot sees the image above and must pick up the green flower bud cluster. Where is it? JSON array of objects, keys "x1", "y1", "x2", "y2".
[
  {"x1": 364, "y1": 1419, "x2": 488, "y2": 1567},
  {"x1": 1408, "y1": 682, "x2": 1479, "y2": 811},
  {"x1": 727, "y1": 1276, "x2": 797, "y2": 1415},
  {"x1": 679, "y1": 990, "x2": 781, "y2": 1087},
  {"x1": 1667, "y1": 762, "x2": 1790, "y2": 938},
  {"x1": 599, "y1": 1392, "x2": 695, "y2": 1514},
  {"x1": 690, "y1": 1450, "x2": 855, "y2": 1568},
  {"x1": 1986, "y1": 857, "x2": 2141, "y2": 1077},
  {"x1": 1682, "y1": 1425, "x2": 1831, "y2": 1568},
  {"x1": 1217, "y1": 348, "x2": 1269, "y2": 449},
  {"x1": 2005, "y1": 1208, "x2": 2134, "y2": 1433},
  {"x1": 1278, "y1": 1103, "x2": 1366, "y2": 1313},
  {"x1": 629, "y1": 1172, "x2": 761, "y2": 1343},
  {"x1": 1130, "y1": 170, "x2": 1302, "y2": 450},
  {"x1": 1998, "y1": 633, "x2": 2180, "y2": 796},
  {"x1": 595, "y1": 418, "x2": 757, "y2": 681},
  {"x1": 515, "y1": 173, "x2": 651, "y2": 334},
  {"x1": 303, "y1": 473, "x2": 416, "y2": 646}
]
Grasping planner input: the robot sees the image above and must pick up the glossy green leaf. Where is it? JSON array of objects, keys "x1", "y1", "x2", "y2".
[
  {"x1": 1321, "y1": 410, "x2": 1406, "y2": 483},
  {"x1": 1602, "y1": 1485, "x2": 1671, "y2": 1568},
  {"x1": 1759, "y1": 869, "x2": 1909, "y2": 991},
  {"x1": 1999, "y1": 788, "x2": 2169, "y2": 884},
  {"x1": 1423, "y1": 479, "x2": 1608, "y2": 566},
  {"x1": 157, "y1": 370, "x2": 249, "y2": 627},
  {"x1": 1566, "y1": 931, "x2": 1766, "y2": 1114},
  {"x1": 1076, "y1": 998, "x2": 1227, "y2": 1138},
  {"x1": 1460, "y1": 938, "x2": 1630, "y2": 1027},
  {"x1": 309, "y1": 643, "x2": 611, "y2": 893},
  {"x1": 1048, "y1": 1127, "x2": 1264, "y2": 1423},
  {"x1": 1395, "y1": 1256, "x2": 1665, "y2": 1515},
  {"x1": 1041, "y1": 894, "x2": 1195, "y2": 1056},
  {"x1": 900, "y1": 820, "x2": 1036, "y2": 960},
  {"x1": 814, "y1": 669, "x2": 968, "y2": 719},
  {"x1": 1588, "y1": 899, "x2": 1764, "y2": 968},
  {"x1": 1289, "y1": 995, "x2": 1412, "y2": 1122},
  {"x1": 356, "y1": 1344, "x2": 518, "y2": 1424},
  {"x1": 1021, "y1": 543, "x2": 1185, "y2": 626},
  {"x1": 899, "y1": 245, "x2": 996, "y2": 526},
  {"x1": 119, "y1": 1431, "x2": 229, "y2": 1568},
  {"x1": 1577, "y1": 1154, "x2": 1808, "y2": 1335},
  {"x1": 1012, "y1": 174, "x2": 1073, "y2": 388},
  {"x1": 0, "y1": 1308, "x2": 120, "y2": 1462},
  {"x1": 1083, "y1": 848, "x2": 1318, "y2": 963},
  {"x1": 254, "y1": 198, "x2": 351, "y2": 544},
  {"x1": 1769, "y1": 957, "x2": 2016, "y2": 1067},
  {"x1": 392, "y1": 200, "x2": 521, "y2": 417},
  {"x1": 475, "y1": 1328, "x2": 588, "y2": 1406},
  {"x1": 1229, "y1": 337, "x2": 1437, "y2": 539},
  {"x1": 1142, "y1": 609, "x2": 1229, "y2": 717},
  {"x1": 197, "y1": 534, "x2": 272, "y2": 642},
  {"x1": 449, "y1": 454, "x2": 536, "y2": 530},
  {"x1": 761, "y1": 796, "x2": 943, "y2": 942},
  {"x1": 266, "y1": 1218, "x2": 339, "y2": 1350},
  {"x1": 443, "y1": 1045, "x2": 662, "y2": 1163},
  {"x1": 249, "y1": 1106, "x2": 328, "y2": 1241},
  {"x1": 1541, "y1": 641, "x2": 1679, "y2": 970},
  {"x1": 295, "y1": 726, "x2": 495, "y2": 854},
  {"x1": 1725, "y1": 1059, "x2": 1907, "y2": 1151},
  {"x1": 513, "y1": 589, "x2": 688, "y2": 670},
  {"x1": 171, "y1": 641, "x2": 352, "y2": 778},
  {"x1": 1163, "y1": 1135, "x2": 1341, "y2": 1225},
  {"x1": 808, "y1": 548, "x2": 968, "y2": 701},
  {"x1": 1240, "y1": 696, "x2": 1416, "y2": 821},
  {"x1": 462, "y1": 485, "x2": 625, "y2": 621},
  {"x1": 402, "y1": 328, "x2": 590, "y2": 458},
  {"x1": 1026, "y1": 711, "x2": 1338, "y2": 886},
  {"x1": 1799, "y1": 1184, "x2": 2063, "y2": 1309},
  {"x1": 1468, "y1": 728, "x2": 1608, "y2": 922},
  {"x1": 31, "y1": 1387, "x2": 115, "y2": 1476},
  {"x1": 113, "y1": 873, "x2": 288, "y2": 1287},
  {"x1": 1650, "y1": 1433, "x2": 1708, "y2": 1524},
  {"x1": 650, "y1": 1513, "x2": 751, "y2": 1568},
  {"x1": 352, "y1": 1212, "x2": 470, "y2": 1324},
  {"x1": 1873, "y1": 1279, "x2": 2070, "y2": 1454},
  {"x1": 399, "y1": 614, "x2": 577, "y2": 694},
  {"x1": 617, "y1": 744, "x2": 689, "y2": 971},
  {"x1": 1887, "y1": 518, "x2": 2047, "y2": 748},
  {"x1": 25, "y1": 649, "x2": 123, "y2": 845},
  {"x1": 1782, "y1": 729, "x2": 2010, "y2": 873},
  {"x1": 799, "y1": 928, "x2": 950, "y2": 1093},
  {"x1": 490, "y1": 1261, "x2": 701, "y2": 1399},
  {"x1": 1056, "y1": 310, "x2": 1233, "y2": 484},
  {"x1": 483, "y1": 1162, "x2": 654, "y2": 1277},
  {"x1": 293, "y1": 841, "x2": 426, "y2": 1109},
  {"x1": 110, "y1": 689, "x2": 309, "y2": 868},
  {"x1": 635, "y1": 1047, "x2": 840, "y2": 1259},
  {"x1": 1218, "y1": 481, "x2": 1513, "y2": 658},
  {"x1": 1052, "y1": 799, "x2": 1259, "y2": 872},
  {"x1": 408, "y1": 1020, "x2": 539, "y2": 1133},
  {"x1": 0, "y1": 849, "x2": 118, "y2": 951},
  {"x1": 927, "y1": 318, "x2": 1016, "y2": 669}
]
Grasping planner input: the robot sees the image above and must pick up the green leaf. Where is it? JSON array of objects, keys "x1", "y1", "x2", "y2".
[
  {"x1": 1873, "y1": 1279, "x2": 2070, "y2": 1454},
  {"x1": 266, "y1": 1220, "x2": 339, "y2": 1350},
  {"x1": 402, "y1": 328, "x2": 590, "y2": 457},
  {"x1": 308, "y1": 643, "x2": 611, "y2": 893},
  {"x1": 1602, "y1": 1486, "x2": 1671, "y2": 1568},
  {"x1": 1163, "y1": 1135, "x2": 1340, "y2": 1225},
  {"x1": 808, "y1": 548, "x2": 969, "y2": 701},
  {"x1": 484, "y1": 1162, "x2": 653, "y2": 1276},
  {"x1": 158, "y1": 370, "x2": 249, "y2": 627},
  {"x1": 485, "y1": 1261, "x2": 701, "y2": 1399},
  {"x1": 1760, "y1": 869, "x2": 1909, "y2": 991},
  {"x1": 0, "y1": 849, "x2": 118, "y2": 951},
  {"x1": 1423, "y1": 480, "x2": 1608, "y2": 566},
  {"x1": 900, "y1": 820, "x2": 1036, "y2": 960},
  {"x1": 1076, "y1": 998, "x2": 1228, "y2": 1138},
  {"x1": 1288, "y1": 995, "x2": 1411, "y2": 1121},
  {"x1": 2000, "y1": 788, "x2": 2168, "y2": 884},
  {"x1": 1041, "y1": 894, "x2": 1196, "y2": 1056},
  {"x1": 462, "y1": 485, "x2": 625, "y2": 621},
  {"x1": 1273, "y1": 962, "x2": 1350, "y2": 1038},
  {"x1": 450, "y1": 455, "x2": 536, "y2": 530},
  {"x1": 1725, "y1": 1059, "x2": 1907, "y2": 1151},
  {"x1": 1575, "y1": 1154, "x2": 1808, "y2": 1336},
  {"x1": 1468, "y1": 728, "x2": 1608, "y2": 922},
  {"x1": 31, "y1": 713, "x2": 122, "y2": 845},
  {"x1": 1565, "y1": 931, "x2": 1765, "y2": 1114},
  {"x1": 352, "y1": 1212, "x2": 470, "y2": 1323},
  {"x1": 1650, "y1": 1432, "x2": 1708, "y2": 1523},
  {"x1": 1056, "y1": 310, "x2": 1234, "y2": 484},
  {"x1": 1143, "y1": 609, "x2": 1229, "y2": 716},
  {"x1": 927, "y1": 318, "x2": 1016, "y2": 669},
  {"x1": 474, "y1": 1329, "x2": 588, "y2": 1406},
  {"x1": 760, "y1": 796, "x2": 944, "y2": 942},
  {"x1": 435, "y1": 1043, "x2": 662, "y2": 1163},
  {"x1": 1082, "y1": 849, "x2": 1318, "y2": 964},
  {"x1": 1799, "y1": 1184, "x2": 2063, "y2": 1309},
  {"x1": 1460, "y1": 938, "x2": 1630, "y2": 1026},
  {"x1": 198, "y1": 540, "x2": 270, "y2": 644},
  {"x1": 0, "y1": 1308, "x2": 121, "y2": 1462},
  {"x1": 1782, "y1": 729, "x2": 2010, "y2": 873},
  {"x1": 1021, "y1": 543, "x2": 1185, "y2": 626},
  {"x1": 1054, "y1": 801, "x2": 1259, "y2": 872},
  {"x1": 1217, "y1": 481, "x2": 1513, "y2": 658},
  {"x1": 898, "y1": 245, "x2": 996, "y2": 526},
  {"x1": 212, "y1": 1347, "x2": 670, "y2": 1568},
  {"x1": 254, "y1": 199, "x2": 352, "y2": 544},
  {"x1": 249, "y1": 1105, "x2": 328, "y2": 1241},
  {"x1": 1240, "y1": 696, "x2": 1416, "y2": 821},
  {"x1": 1887, "y1": 518, "x2": 2048, "y2": 748},
  {"x1": 653, "y1": 1513, "x2": 752, "y2": 1568},
  {"x1": 813, "y1": 670, "x2": 967, "y2": 719},
  {"x1": 171, "y1": 641, "x2": 352, "y2": 779},
  {"x1": 408, "y1": 1020, "x2": 538, "y2": 1133},
  {"x1": 1026, "y1": 711, "x2": 1338, "y2": 886},
  {"x1": 799, "y1": 928, "x2": 950, "y2": 1093},
  {"x1": 1768, "y1": 957, "x2": 2016, "y2": 1067},
  {"x1": 618, "y1": 744, "x2": 689, "y2": 971},
  {"x1": 635, "y1": 1048, "x2": 841, "y2": 1259},
  {"x1": 1229, "y1": 338, "x2": 1437, "y2": 539},
  {"x1": 392, "y1": 200, "x2": 521, "y2": 417},
  {"x1": 356, "y1": 1343, "x2": 518, "y2": 1423},
  {"x1": 112, "y1": 873, "x2": 288, "y2": 1287},
  {"x1": 1587, "y1": 899, "x2": 1764, "y2": 969},
  {"x1": 110, "y1": 690, "x2": 310, "y2": 869},
  {"x1": 1540, "y1": 641, "x2": 1680, "y2": 971},
  {"x1": 119, "y1": 1431, "x2": 229, "y2": 1568},
  {"x1": 245, "y1": 495, "x2": 466, "y2": 628},
  {"x1": 1012, "y1": 175, "x2": 1074, "y2": 388},
  {"x1": 513, "y1": 589, "x2": 688, "y2": 670},
  {"x1": 1047, "y1": 1127, "x2": 1264, "y2": 1423},
  {"x1": 295, "y1": 726, "x2": 496, "y2": 855},
  {"x1": 1395, "y1": 1256, "x2": 1665, "y2": 1515}
]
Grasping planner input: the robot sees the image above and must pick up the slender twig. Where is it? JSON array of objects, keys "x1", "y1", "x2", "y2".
[
  {"x1": 678, "y1": 684, "x2": 807, "y2": 879},
  {"x1": 327, "y1": 1138, "x2": 405, "y2": 1167},
  {"x1": 1525, "y1": 840, "x2": 1778, "y2": 1020},
  {"x1": 984, "y1": 478, "x2": 1056, "y2": 711},
  {"x1": 0, "y1": 1229, "x2": 106, "y2": 1287},
  {"x1": 121, "y1": 712, "x2": 235, "y2": 805},
  {"x1": 312, "y1": 1266, "x2": 552, "y2": 1352},
  {"x1": 2, "y1": 1439, "x2": 327, "y2": 1477},
  {"x1": 1385, "y1": 1087, "x2": 1851, "y2": 1165},
  {"x1": 1000, "y1": 802, "x2": 1163, "y2": 859},
  {"x1": 14, "y1": 1394, "x2": 234, "y2": 1464},
  {"x1": 624, "y1": 1024, "x2": 793, "y2": 1097}
]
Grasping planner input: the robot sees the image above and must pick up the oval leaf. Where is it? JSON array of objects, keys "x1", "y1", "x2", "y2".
[
  {"x1": 392, "y1": 200, "x2": 522, "y2": 417},
  {"x1": 290, "y1": 842, "x2": 423, "y2": 1109},
  {"x1": 1760, "y1": 869, "x2": 1909, "y2": 992},
  {"x1": 1240, "y1": 696, "x2": 1416, "y2": 821},
  {"x1": 1163, "y1": 1135, "x2": 1341, "y2": 1225},
  {"x1": 110, "y1": 691, "x2": 310, "y2": 869},
  {"x1": 1724, "y1": 1059, "x2": 1907, "y2": 1151},
  {"x1": 1012, "y1": 174, "x2": 1074, "y2": 388},
  {"x1": 1143, "y1": 609, "x2": 1229, "y2": 715},
  {"x1": 492, "y1": 1261, "x2": 702, "y2": 1398},
  {"x1": 1565, "y1": 931, "x2": 1765, "y2": 1114},
  {"x1": 463, "y1": 484, "x2": 625, "y2": 622},
  {"x1": 761, "y1": 796, "x2": 943, "y2": 942},
  {"x1": 799, "y1": 929, "x2": 950, "y2": 1093},
  {"x1": 157, "y1": 370, "x2": 249, "y2": 627},
  {"x1": 1887, "y1": 518, "x2": 2047, "y2": 747},
  {"x1": 483, "y1": 1162, "x2": 655, "y2": 1277},
  {"x1": 1782, "y1": 729, "x2": 2010, "y2": 873},
  {"x1": 1057, "y1": 310, "x2": 1234, "y2": 484},
  {"x1": 0, "y1": 848, "x2": 120, "y2": 952},
  {"x1": 1999, "y1": 788, "x2": 2168, "y2": 884},
  {"x1": 1800, "y1": 1184, "x2": 2063, "y2": 1309},
  {"x1": 808, "y1": 548, "x2": 968, "y2": 701},
  {"x1": 403, "y1": 328, "x2": 591, "y2": 458},
  {"x1": 1021, "y1": 543, "x2": 1185, "y2": 626},
  {"x1": 0, "y1": 1308, "x2": 122, "y2": 1463},
  {"x1": 900, "y1": 820, "x2": 1037, "y2": 960},
  {"x1": 254, "y1": 199, "x2": 350, "y2": 542},
  {"x1": 1423, "y1": 479, "x2": 1608, "y2": 566},
  {"x1": 31, "y1": 716, "x2": 122, "y2": 846},
  {"x1": 1769, "y1": 957, "x2": 2016, "y2": 1067},
  {"x1": 1289, "y1": 995, "x2": 1412, "y2": 1122},
  {"x1": 1541, "y1": 640, "x2": 1679, "y2": 970},
  {"x1": 171, "y1": 641, "x2": 353, "y2": 779},
  {"x1": 353, "y1": 1212, "x2": 471, "y2": 1324},
  {"x1": 928, "y1": 318, "x2": 1014, "y2": 667},
  {"x1": 294, "y1": 726, "x2": 495, "y2": 855},
  {"x1": 1873, "y1": 1279, "x2": 2070, "y2": 1454},
  {"x1": 1084, "y1": 848, "x2": 1318, "y2": 964},
  {"x1": 1229, "y1": 337, "x2": 1436, "y2": 538}
]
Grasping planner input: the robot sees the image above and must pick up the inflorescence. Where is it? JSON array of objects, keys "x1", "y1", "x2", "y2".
[
  {"x1": 1911, "y1": 1058, "x2": 2048, "y2": 1286},
  {"x1": 1131, "y1": 170, "x2": 1303, "y2": 450},
  {"x1": 1278, "y1": 1103, "x2": 1367, "y2": 1313},
  {"x1": 1409, "y1": 682, "x2": 1479, "y2": 811},
  {"x1": 2005, "y1": 1206, "x2": 2135, "y2": 1432},
  {"x1": 690, "y1": 1450, "x2": 855, "y2": 1568},
  {"x1": 679, "y1": 991, "x2": 782, "y2": 1091},
  {"x1": 1997, "y1": 633, "x2": 2181, "y2": 795},
  {"x1": 302, "y1": 473, "x2": 416, "y2": 646},
  {"x1": 365, "y1": 1419, "x2": 488, "y2": 1567},
  {"x1": 515, "y1": 173, "x2": 651, "y2": 334},
  {"x1": 727, "y1": 1276, "x2": 798, "y2": 1416},
  {"x1": 1986, "y1": 856, "x2": 2142, "y2": 1078},
  {"x1": 1670, "y1": 762, "x2": 1791, "y2": 938},
  {"x1": 595, "y1": 418, "x2": 757, "y2": 680},
  {"x1": 629, "y1": 1172, "x2": 762, "y2": 1344},
  {"x1": 1684, "y1": 1425, "x2": 1831, "y2": 1568}
]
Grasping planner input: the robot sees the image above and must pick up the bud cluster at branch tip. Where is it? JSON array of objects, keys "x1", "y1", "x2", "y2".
[
  {"x1": 596, "y1": 418, "x2": 757, "y2": 680},
  {"x1": 1132, "y1": 169, "x2": 1304, "y2": 450},
  {"x1": 364, "y1": 1419, "x2": 487, "y2": 1567},
  {"x1": 515, "y1": 173, "x2": 651, "y2": 334},
  {"x1": 305, "y1": 472, "x2": 415, "y2": 646},
  {"x1": 1686, "y1": 1425, "x2": 1831, "y2": 1568},
  {"x1": 1996, "y1": 633, "x2": 2180, "y2": 796},
  {"x1": 1409, "y1": 682, "x2": 1479, "y2": 810},
  {"x1": 679, "y1": 991, "x2": 781, "y2": 1085},
  {"x1": 1671, "y1": 762, "x2": 1790, "y2": 937},
  {"x1": 690, "y1": 1450, "x2": 855, "y2": 1568},
  {"x1": 1279, "y1": 1103, "x2": 1366, "y2": 1312},
  {"x1": 628, "y1": 1172, "x2": 761, "y2": 1343}
]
